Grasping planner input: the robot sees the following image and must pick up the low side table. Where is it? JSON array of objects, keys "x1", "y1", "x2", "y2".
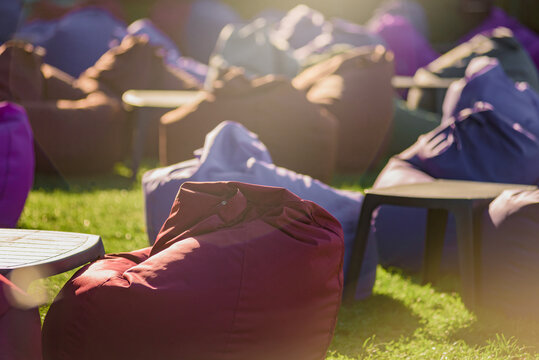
[
  {"x1": 343, "y1": 180, "x2": 537, "y2": 309},
  {"x1": 121, "y1": 90, "x2": 204, "y2": 181},
  {"x1": 0, "y1": 229, "x2": 105, "y2": 278}
]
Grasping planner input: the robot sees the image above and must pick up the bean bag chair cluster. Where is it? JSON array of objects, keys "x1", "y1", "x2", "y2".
[
  {"x1": 15, "y1": 7, "x2": 127, "y2": 77},
  {"x1": 372, "y1": 57, "x2": 539, "y2": 272},
  {"x1": 407, "y1": 27, "x2": 539, "y2": 114},
  {"x1": 0, "y1": 274, "x2": 42, "y2": 360},
  {"x1": 481, "y1": 189, "x2": 539, "y2": 320},
  {"x1": 293, "y1": 46, "x2": 394, "y2": 173},
  {"x1": 43, "y1": 181, "x2": 343, "y2": 360},
  {"x1": 367, "y1": 13, "x2": 438, "y2": 77},
  {"x1": 144, "y1": 121, "x2": 377, "y2": 299},
  {"x1": 160, "y1": 67, "x2": 338, "y2": 183},
  {"x1": 0, "y1": 40, "x2": 129, "y2": 175},
  {"x1": 461, "y1": 7, "x2": 539, "y2": 70},
  {"x1": 0, "y1": 102, "x2": 33, "y2": 228}
]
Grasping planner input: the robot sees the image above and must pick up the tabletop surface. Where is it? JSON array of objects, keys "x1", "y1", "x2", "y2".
[
  {"x1": 0, "y1": 229, "x2": 104, "y2": 276},
  {"x1": 367, "y1": 179, "x2": 537, "y2": 200},
  {"x1": 122, "y1": 90, "x2": 205, "y2": 108}
]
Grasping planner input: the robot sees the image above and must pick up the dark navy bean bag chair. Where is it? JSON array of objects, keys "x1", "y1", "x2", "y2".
[
  {"x1": 43, "y1": 181, "x2": 343, "y2": 360},
  {"x1": 481, "y1": 189, "x2": 539, "y2": 320},
  {"x1": 407, "y1": 27, "x2": 539, "y2": 114},
  {"x1": 144, "y1": 121, "x2": 376, "y2": 299},
  {"x1": 16, "y1": 7, "x2": 127, "y2": 77},
  {"x1": 461, "y1": 7, "x2": 539, "y2": 71},
  {"x1": 373, "y1": 57, "x2": 539, "y2": 272},
  {"x1": 0, "y1": 102, "x2": 34, "y2": 228}
]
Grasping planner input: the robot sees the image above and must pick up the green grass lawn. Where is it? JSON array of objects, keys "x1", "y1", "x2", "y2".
[{"x1": 17, "y1": 164, "x2": 539, "y2": 359}]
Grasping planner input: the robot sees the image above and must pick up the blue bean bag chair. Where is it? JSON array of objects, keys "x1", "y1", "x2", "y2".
[
  {"x1": 143, "y1": 121, "x2": 377, "y2": 299},
  {"x1": 0, "y1": 102, "x2": 34, "y2": 228},
  {"x1": 273, "y1": 5, "x2": 383, "y2": 63},
  {"x1": 481, "y1": 189, "x2": 539, "y2": 320},
  {"x1": 0, "y1": 0, "x2": 22, "y2": 45},
  {"x1": 207, "y1": 18, "x2": 300, "y2": 85},
  {"x1": 126, "y1": 19, "x2": 208, "y2": 85},
  {"x1": 373, "y1": 57, "x2": 539, "y2": 272},
  {"x1": 183, "y1": 0, "x2": 242, "y2": 64},
  {"x1": 16, "y1": 7, "x2": 127, "y2": 77}
]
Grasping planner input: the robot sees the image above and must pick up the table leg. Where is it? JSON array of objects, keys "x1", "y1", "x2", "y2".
[
  {"x1": 472, "y1": 204, "x2": 485, "y2": 306},
  {"x1": 422, "y1": 208, "x2": 448, "y2": 285},
  {"x1": 130, "y1": 109, "x2": 150, "y2": 182},
  {"x1": 343, "y1": 195, "x2": 378, "y2": 304},
  {"x1": 454, "y1": 205, "x2": 476, "y2": 309}
]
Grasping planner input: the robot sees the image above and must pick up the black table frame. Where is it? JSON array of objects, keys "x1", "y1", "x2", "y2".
[{"x1": 343, "y1": 180, "x2": 537, "y2": 309}]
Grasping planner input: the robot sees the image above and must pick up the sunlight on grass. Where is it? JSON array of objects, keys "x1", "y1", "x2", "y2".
[{"x1": 15, "y1": 164, "x2": 539, "y2": 359}]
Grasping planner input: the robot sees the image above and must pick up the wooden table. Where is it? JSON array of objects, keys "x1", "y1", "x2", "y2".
[
  {"x1": 343, "y1": 180, "x2": 537, "y2": 309},
  {"x1": 0, "y1": 229, "x2": 104, "y2": 278}
]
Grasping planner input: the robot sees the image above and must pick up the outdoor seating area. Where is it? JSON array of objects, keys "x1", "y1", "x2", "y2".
[{"x1": 2, "y1": 0, "x2": 539, "y2": 359}]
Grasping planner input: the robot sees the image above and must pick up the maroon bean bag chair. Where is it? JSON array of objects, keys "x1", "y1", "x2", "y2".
[
  {"x1": 292, "y1": 45, "x2": 394, "y2": 173},
  {"x1": 43, "y1": 181, "x2": 344, "y2": 360},
  {"x1": 0, "y1": 102, "x2": 34, "y2": 228},
  {"x1": 160, "y1": 68, "x2": 338, "y2": 183},
  {"x1": 0, "y1": 274, "x2": 42, "y2": 360},
  {"x1": 0, "y1": 41, "x2": 130, "y2": 175}
]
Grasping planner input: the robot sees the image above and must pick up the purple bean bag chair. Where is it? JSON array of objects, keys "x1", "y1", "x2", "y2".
[
  {"x1": 368, "y1": 0, "x2": 429, "y2": 38},
  {"x1": 368, "y1": 13, "x2": 438, "y2": 76},
  {"x1": 373, "y1": 57, "x2": 539, "y2": 272},
  {"x1": 481, "y1": 189, "x2": 539, "y2": 320},
  {"x1": 0, "y1": 102, "x2": 34, "y2": 228},
  {"x1": 143, "y1": 121, "x2": 377, "y2": 299},
  {"x1": 461, "y1": 7, "x2": 539, "y2": 71},
  {"x1": 17, "y1": 7, "x2": 127, "y2": 77}
]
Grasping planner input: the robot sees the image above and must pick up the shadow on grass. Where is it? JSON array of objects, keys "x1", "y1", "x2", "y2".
[
  {"x1": 330, "y1": 294, "x2": 420, "y2": 357},
  {"x1": 32, "y1": 159, "x2": 160, "y2": 192}
]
